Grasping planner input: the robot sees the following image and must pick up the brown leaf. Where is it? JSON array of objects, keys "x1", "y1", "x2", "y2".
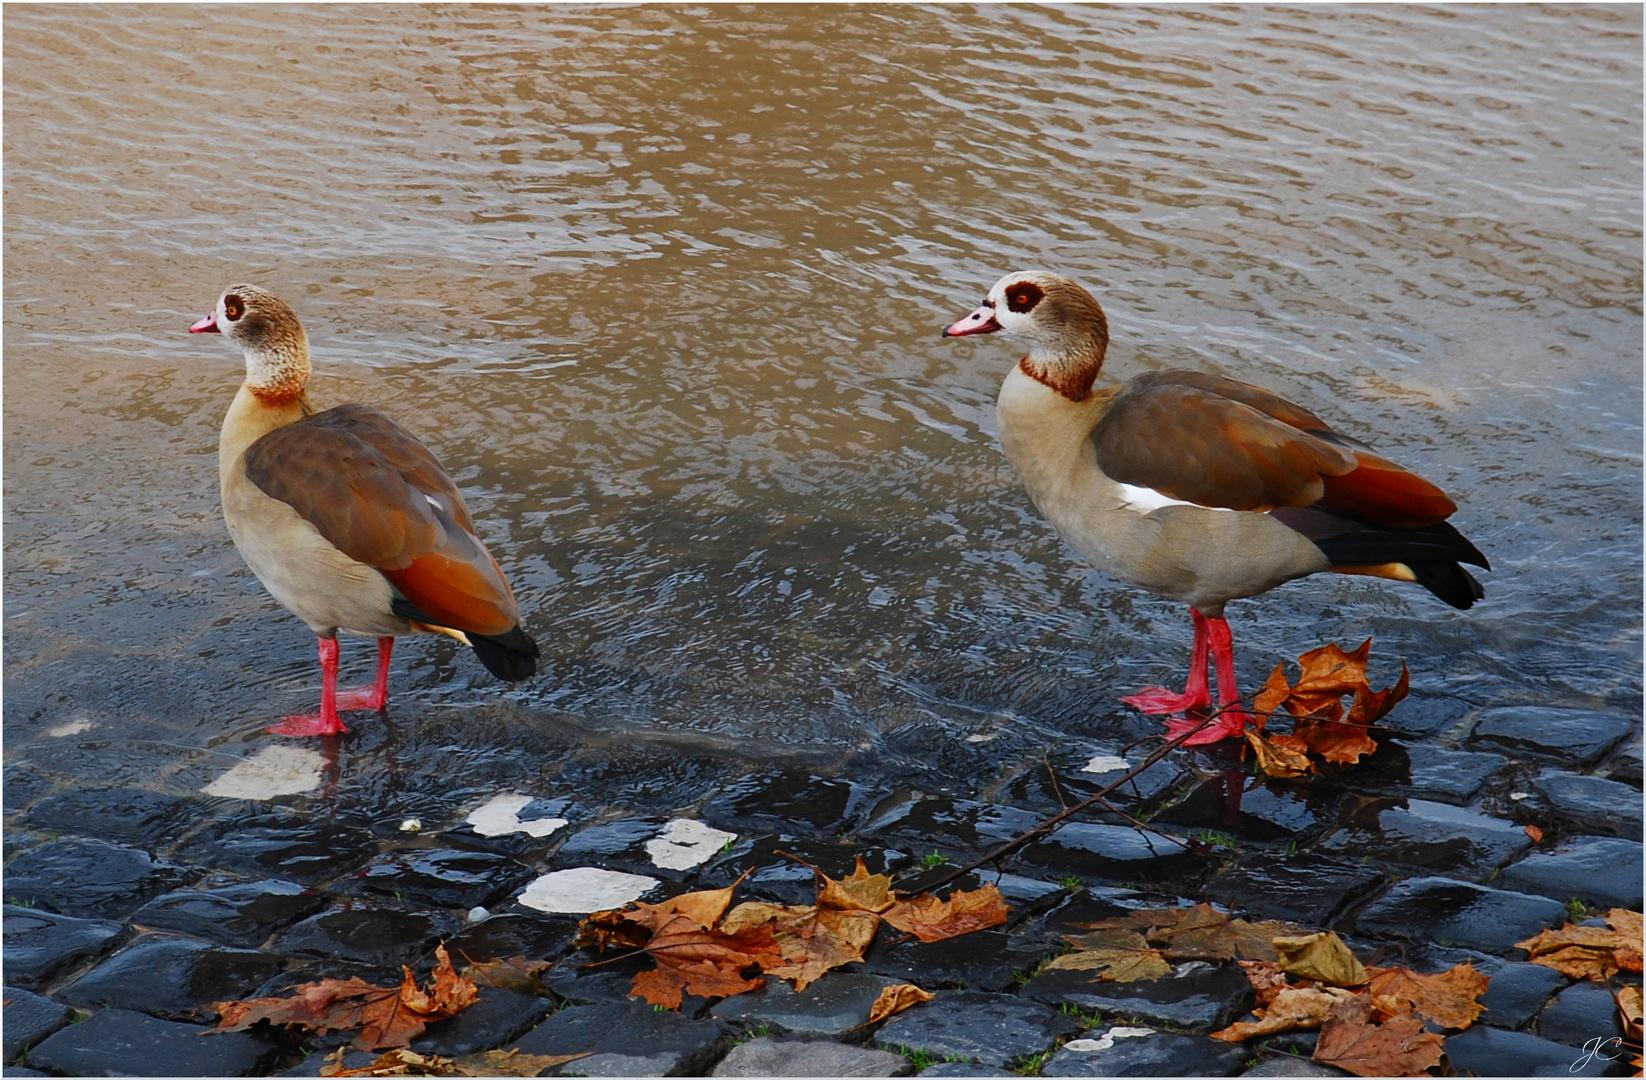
[
  {"x1": 1252, "y1": 663, "x2": 1294, "y2": 731},
  {"x1": 865, "y1": 983, "x2": 935, "y2": 1025},
  {"x1": 1344, "y1": 662, "x2": 1409, "y2": 728},
  {"x1": 1524, "y1": 824, "x2": 1544, "y2": 843},
  {"x1": 1047, "y1": 928, "x2": 1172, "y2": 982},
  {"x1": 1516, "y1": 911, "x2": 1645, "y2": 982},
  {"x1": 462, "y1": 956, "x2": 552, "y2": 996},
  {"x1": 1295, "y1": 704, "x2": 1379, "y2": 767},
  {"x1": 320, "y1": 1047, "x2": 590, "y2": 1077},
  {"x1": 1312, "y1": 1011, "x2": 1444, "y2": 1077},
  {"x1": 819, "y1": 858, "x2": 897, "y2": 915},
  {"x1": 451, "y1": 1050, "x2": 590, "y2": 1077},
  {"x1": 883, "y1": 885, "x2": 1009, "y2": 943},
  {"x1": 1210, "y1": 985, "x2": 1360, "y2": 1041},
  {"x1": 216, "y1": 945, "x2": 480, "y2": 1051},
  {"x1": 1365, "y1": 962, "x2": 1489, "y2": 1030},
  {"x1": 1273, "y1": 931, "x2": 1369, "y2": 988},
  {"x1": 1246, "y1": 729, "x2": 1315, "y2": 779},
  {"x1": 1239, "y1": 960, "x2": 1290, "y2": 1009},
  {"x1": 629, "y1": 956, "x2": 766, "y2": 1010},
  {"x1": 1616, "y1": 985, "x2": 1642, "y2": 1045},
  {"x1": 722, "y1": 900, "x2": 878, "y2": 992}
]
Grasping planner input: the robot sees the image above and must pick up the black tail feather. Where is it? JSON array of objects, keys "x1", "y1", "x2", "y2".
[
  {"x1": 1270, "y1": 506, "x2": 1489, "y2": 611},
  {"x1": 391, "y1": 596, "x2": 540, "y2": 681},
  {"x1": 1408, "y1": 561, "x2": 1486, "y2": 610},
  {"x1": 470, "y1": 626, "x2": 540, "y2": 682}
]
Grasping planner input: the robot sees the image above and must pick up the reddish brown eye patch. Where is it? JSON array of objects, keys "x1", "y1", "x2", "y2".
[
  {"x1": 1005, "y1": 282, "x2": 1044, "y2": 313},
  {"x1": 224, "y1": 295, "x2": 244, "y2": 320}
]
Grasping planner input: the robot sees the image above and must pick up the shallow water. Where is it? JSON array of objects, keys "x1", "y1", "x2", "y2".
[{"x1": 5, "y1": 5, "x2": 1640, "y2": 808}]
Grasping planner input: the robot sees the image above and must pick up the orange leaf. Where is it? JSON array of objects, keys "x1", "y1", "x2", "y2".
[
  {"x1": 818, "y1": 858, "x2": 896, "y2": 915},
  {"x1": 865, "y1": 983, "x2": 935, "y2": 1025},
  {"x1": 1345, "y1": 662, "x2": 1410, "y2": 727},
  {"x1": 1516, "y1": 911, "x2": 1645, "y2": 982},
  {"x1": 215, "y1": 944, "x2": 479, "y2": 1051},
  {"x1": 1312, "y1": 1011, "x2": 1444, "y2": 1077},
  {"x1": 1252, "y1": 663, "x2": 1294, "y2": 730},
  {"x1": 1524, "y1": 824, "x2": 1544, "y2": 843},
  {"x1": 883, "y1": 885, "x2": 1009, "y2": 942},
  {"x1": 1364, "y1": 962, "x2": 1489, "y2": 1030},
  {"x1": 630, "y1": 958, "x2": 766, "y2": 1010},
  {"x1": 1211, "y1": 984, "x2": 1359, "y2": 1041}
]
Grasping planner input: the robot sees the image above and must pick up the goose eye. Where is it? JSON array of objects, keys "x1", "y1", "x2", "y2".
[
  {"x1": 1006, "y1": 282, "x2": 1044, "y2": 314},
  {"x1": 223, "y1": 295, "x2": 244, "y2": 321}
]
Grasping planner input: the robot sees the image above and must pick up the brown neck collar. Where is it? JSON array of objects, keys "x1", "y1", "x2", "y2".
[{"x1": 1020, "y1": 355, "x2": 1099, "y2": 403}]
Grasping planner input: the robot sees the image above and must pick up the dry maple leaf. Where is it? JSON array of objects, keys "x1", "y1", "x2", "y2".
[
  {"x1": 819, "y1": 858, "x2": 897, "y2": 914},
  {"x1": 1364, "y1": 962, "x2": 1488, "y2": 1030},
  {"x1": 1047, "y1": 928, "x2": 1172, "y2": 982},
  {"x1": 1617, "y1": 985, "x2": 1642, "y2": 1045},
  {"x1": 1516, "y1": 910, "x2": 1645, "y2": 982},
  {"x1": 865, "y1": 983, "x2": 935, "y2": 1025},
  {"x1": 461, "y1": 956, "x2": 551, "y2": 995},
  {"x1": 1246, "y1": 729, "x2": 1314, "y2": 779},
  {"x1": 1211, "y1": 984, "x2": 1360, "y2": 1042},
  {"x1": 1273, "y1": 931, "x2": 1369, "y2": 987},
  {"x1": 883, "y1": 885, "x2": 1009, "y2": 943},
  {"x1": 1250, "y1": 640, "x2": 1406, "y2": 768},
  {"x1": 319, "y1": 1047, "x2": 589, "y2": 1077},
  {"x1": 1312, "y1": 1010, "x2": 1444, "y2": 1077},
  {"x1": 216, "y1": 945, "x2": 479, "y2": 1051}
]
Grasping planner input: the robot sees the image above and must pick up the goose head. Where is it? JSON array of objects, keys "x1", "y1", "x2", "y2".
[
  {"x1": 944, "y1": 271, "x2": 1111, "y2": 399},
  {"x1": 191, "y1": 285, "x2": 311, "y2": 402}
]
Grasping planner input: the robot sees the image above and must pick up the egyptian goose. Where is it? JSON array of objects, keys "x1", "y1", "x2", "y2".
[
  {"x1": 192, "y1": 285, "x2": 539, "y2": 736},
  {"x1": 944, "y1": 272, "x2": 1487, "y2": 743}
]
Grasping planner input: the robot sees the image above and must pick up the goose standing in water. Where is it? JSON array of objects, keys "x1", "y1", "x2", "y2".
[
  {"x1": 192, "y1": 285, "x2": 538, "y2": 736},
  {"x1": 944, "y1": 271, "x2": 1486, "y2": 742}
]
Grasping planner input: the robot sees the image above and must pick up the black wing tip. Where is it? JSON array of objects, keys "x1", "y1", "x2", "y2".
[{"x1": 470, "y1": 625, "x2": 541, "y2": 682}]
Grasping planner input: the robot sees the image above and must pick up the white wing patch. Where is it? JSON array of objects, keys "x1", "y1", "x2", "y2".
[{"x1": 1117, "y1": 483, "x2": 1235, "y2": 514}]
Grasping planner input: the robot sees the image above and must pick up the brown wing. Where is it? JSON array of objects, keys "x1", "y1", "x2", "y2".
[
  {"x1": 243, "y1": 404, "x2": 519, "y2": 635},
  {"x1": 1093, "y1": 372, "x2": 1457, "y2": 526}
]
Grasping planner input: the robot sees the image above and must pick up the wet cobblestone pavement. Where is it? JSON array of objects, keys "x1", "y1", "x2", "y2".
[{"x1": 4, "y1": 712, "x2": 1640, "y2": 1077}]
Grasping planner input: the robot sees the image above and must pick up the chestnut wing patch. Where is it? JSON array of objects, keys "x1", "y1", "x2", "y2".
[
  {"x1": 1092, "y1": 383, "x2": 1358, "y2": 512},
  {"x1": 242, "y1": 405, "x2": 467, "y2": 569}
]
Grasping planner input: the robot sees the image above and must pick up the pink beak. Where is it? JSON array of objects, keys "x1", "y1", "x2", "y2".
[
  {"x1": 943, "y1": 304, "x2": 1001, "y2": 338},
  {"x1": 189, "y1": 312, "x2": 220, "y2": 334}
]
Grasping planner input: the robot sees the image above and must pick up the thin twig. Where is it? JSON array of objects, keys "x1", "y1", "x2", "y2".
[{"x1": 922, "y1": 707, "x2": 1226, "y2": 894}]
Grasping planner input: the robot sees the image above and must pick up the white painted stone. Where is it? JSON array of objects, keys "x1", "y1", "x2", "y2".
[
  {"x1": 466, "y1": 793, "x2": 567, "y2": 838},
  {"x1": 965, "y1": 732, "x2": 1000, "y2": 743},
  {"x1": 517, "y1": 867, "x2": 660, "y2": 914},
  {"x1": 645, "y1": 818, "x2": 736, "y2": 871},
  {"x1": 467, "y1": 906, "x2": 490, "y2": 923},
  {"x1": 1081, "y1": 754, "x2": 1130, "y2": 774},
  {"x1": 1065, "y1": 1027, "x2": 1154, "y2": 1052},
  {"x1": 399, "y1": 818, "x2": 422, "y2": 832},
  {"x1": 203, "y1": 745, "x2": 324, "y2": 799},
  {"x1": 47, "y1": 718, "x2": 94, "y2": 737}
]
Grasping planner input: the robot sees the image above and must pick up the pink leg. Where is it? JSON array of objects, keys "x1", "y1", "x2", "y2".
[
  {"x1": 336, "y1": 637, "x2": 393, "y2": 712},
  {"x1": 1167, "y1": 613, "x2": 1252, "y2": 745},
  {"x1": 268, "y1": 637, "x2": 350, "y2": 737},
  {"x1": 1121, "y1": 608, "x2": 1214, "y2": 714}
]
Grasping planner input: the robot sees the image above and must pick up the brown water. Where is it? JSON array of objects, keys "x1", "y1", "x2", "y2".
[{"x1": 5, "y1": 5, "x2": 1640, "y2": 804}]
